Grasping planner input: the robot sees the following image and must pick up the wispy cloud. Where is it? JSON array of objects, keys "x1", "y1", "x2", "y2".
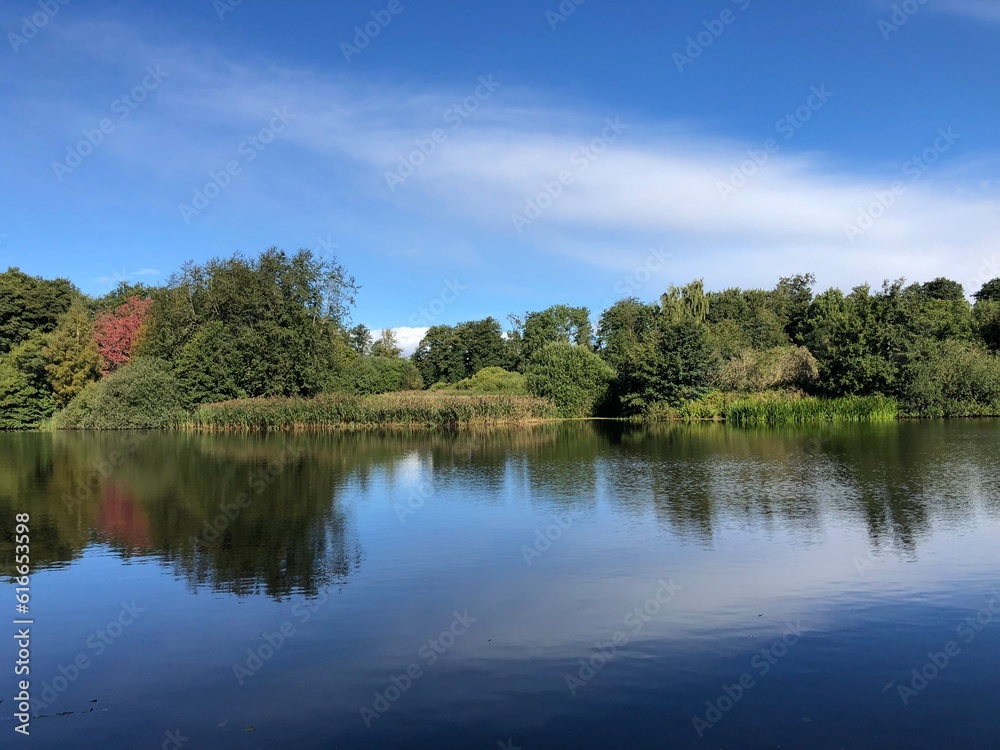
[{"x1": 20, "y1": 21, "x2": 1000, "y2": 305}]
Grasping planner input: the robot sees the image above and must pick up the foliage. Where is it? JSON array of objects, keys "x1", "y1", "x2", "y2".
[
  {"x1": 0, "y1": 333, "x2": 55, "y2": 429},
  {"x1": 509, "y1": 305, "x2": 592, "y2": 368},
  {"x1": 448, "y1": 367, "x2": 528, "y2": 395},
  {"x1": 370, "y1": 329, "x2": 403, "y2": 358},
  {"x1": 714, "y1": 346, "x2": 819, "y2": 392},
  {"x1": 524, "y1": 342, "x2": 615, "y2": 418},
  {"x1": 899, "y1": 339, "x2": 1000, "y2": 417},
  {"x1": 412, "y1": 318, "x2": 507, "y2": 385},
  {"x1": 347, "y1": 324, "x2": 372, "y2": 355},
  {"x1": 0, "y1": 268, "x2": 75, "y2": 356},
  {"x1": 43, "y1": 299, "x2": 101, "y2": 407},
  {"x1": 973, "y1": 299, "x2": 1000, "y2": 351},
  {"x1": 93, "y1": 296, "x2": 152, "y2": 375},
  {"x1": 53, "y1": 358, "x2": 187, "y2": 429},
  {"x1": 190, "y1": 391, "x2": 557, "y2": 430},
  {"x1": 138, "y1": 249, "x2": 358, "y2": 401},
  {"x1": 974, "y1": 278, "x2": 1000, "y2": 303},
  {"x1": 347, "y1": 357, "x2": 423, "y2": 395}
]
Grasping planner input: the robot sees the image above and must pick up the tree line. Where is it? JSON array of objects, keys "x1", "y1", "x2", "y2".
[{"x1": 2, "y1": 248, "x2": 1000, "y2": 428}]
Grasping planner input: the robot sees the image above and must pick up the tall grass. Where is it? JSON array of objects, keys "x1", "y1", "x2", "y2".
[
  {"x1": 725, "y1": 394, "x2": 898, "y2": 426},
  {"x1": 644, "y1": 391, "x2": 898, "y2": 425},
  {"x1": 188, "y1": 391, "x2": 558, "y2": 431}
]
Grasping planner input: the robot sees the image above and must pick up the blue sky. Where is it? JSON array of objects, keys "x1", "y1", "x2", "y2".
[{"x1": 2, "y1": 0, "x2": 999, "y2": 350}]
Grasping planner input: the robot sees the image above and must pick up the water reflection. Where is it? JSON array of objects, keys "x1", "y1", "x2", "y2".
[{"x1": 1, "y1": 421, "x2": 997, "y2": 593}]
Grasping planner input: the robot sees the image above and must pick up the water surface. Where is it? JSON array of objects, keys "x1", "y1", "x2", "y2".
[{"x1": 2, "y1": 421, "x2": 999, "y2": 748}]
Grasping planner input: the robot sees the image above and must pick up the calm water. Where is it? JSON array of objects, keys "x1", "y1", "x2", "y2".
[{"x1": 2, "y1": 422, "x2": 999, "y2": 749}]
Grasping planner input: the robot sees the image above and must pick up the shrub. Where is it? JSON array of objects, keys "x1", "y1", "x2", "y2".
[
  {"x1": 347, "y1": 357, "x2": 423, "y2": 395},
  {"x1": 715, "y1": 346, "x2": 819, "y2": 392},
  {"x1": 524, "y1": 342, "x2": 615, "y2": 418},
  {"x1": 900, "y1": 339, "x2": 1000, "y2": 417},
  {"x1": 449, "y1": 367, "x2": 528, "y2": 395},
  {"x1": 54, "y1": 357, "x2": 188, "y2": 429}
]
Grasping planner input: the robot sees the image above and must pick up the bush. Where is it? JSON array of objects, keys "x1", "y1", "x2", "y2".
[
  {"x1": 346, "y1": 357, "x2": 423, "y2": 395},
  {"x1": 715, "y1": 346, "x2": 819, "y2": 392},
  {"x1": 449, "y1": 367, "x2": 528, "y2": 395},
  {"x1": 900, "y1": 340, "x2": 1000, "y2": 417},
  {"x1": 53, "y1": 358, "x2": 188, "y2": 429},
  {"x1": 524, "y1": 342, "x2": 615, "y2": 418}
]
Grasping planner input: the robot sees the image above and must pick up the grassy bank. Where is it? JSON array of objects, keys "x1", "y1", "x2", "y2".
[
  {"x1": 187, "y1": 391, "x2": 559, "y2": 430},
  {"x1": 647, "y1": 391, "x2": 899, "y2": 425}
]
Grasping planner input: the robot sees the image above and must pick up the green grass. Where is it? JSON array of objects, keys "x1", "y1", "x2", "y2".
[
  {"x1": 725, "y1": 394, "x2": 898, "y2": 426},
  {"x1": 188, "y1": 391, "x2": 558, "y2": 431},
  {"x1": 643, "y1": 391, "x2": 899, "y2": 425}
]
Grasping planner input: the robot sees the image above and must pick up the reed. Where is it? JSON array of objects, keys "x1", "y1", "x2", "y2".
[
  {"x1": 188, "y1": 391, "x2": 558, "y2": 431},
  {"x1": 725, "y1": 394, "x2": 898, "y2": 426}
]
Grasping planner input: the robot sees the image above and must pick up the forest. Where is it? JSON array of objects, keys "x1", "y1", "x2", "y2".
[{"x1": 2, "y1": 247, "x2": 999, "y2": 429}]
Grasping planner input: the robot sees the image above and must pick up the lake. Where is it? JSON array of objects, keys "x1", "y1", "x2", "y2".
[{"x1": 2, "y1": 421, "x2": 999, "y2": 749}]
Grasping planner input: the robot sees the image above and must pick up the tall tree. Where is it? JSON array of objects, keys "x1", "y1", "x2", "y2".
[
  {"x1": 93, "y1": 296, "x2": 153, "y2": 376},
  {"x1": 43, "y1": 299, "x2": 101, "y2": 407},
  {"x1": 0, "y1": 268, "x2": 75, "y2": 356}
]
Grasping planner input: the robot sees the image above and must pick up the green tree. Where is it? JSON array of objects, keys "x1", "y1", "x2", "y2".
[
  {"x1": 370, "y1": 329, "x2": 403, "y2": 358},
  {"x1": 349, "y1": 357, "x2": 423, "y2": 394},
  {"x1": 412, "y1": 325, "x2": 465, "y2": 385},
  {"x1": 348, "y1": 324, "x2": 372, "y2": 355},
  {"x1": 0, "y1": 333, "x2": 56, "y2": 428},
  {"x1": 0, "y1": 268, "x2": 75, "y2": 356},
  {"x1": 524, "y1": 342, "x2": 615, "y2": 418},
  {"x1": 519, "y1": 305, "x2": 592, "y2": 365},
  {"x1": 139, "y1": 249, "x2": 358, "y2": 401},
  {"x1": 974, "y1": 278, "x2": 1000, "y2": 303},
  {"x1": 43, "y1": 299, "x2": 101, "y2": 407}
]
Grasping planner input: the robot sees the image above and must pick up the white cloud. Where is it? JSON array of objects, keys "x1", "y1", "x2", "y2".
[
  {"x1": 390, "y1": 326, "x2": 429, "y2": 356},
  {"x1": 34, "y1": 23, "x2": 1000, "y2": 297}
]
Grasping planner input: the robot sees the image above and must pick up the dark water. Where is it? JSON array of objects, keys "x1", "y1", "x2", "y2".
[{"x1": 2, "y1": 421, "x2": 999, "y2": 749}]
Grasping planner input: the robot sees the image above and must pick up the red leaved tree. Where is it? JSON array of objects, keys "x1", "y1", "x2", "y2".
[{"x1": 93, "y1": 296, "x2": 153, "y2": 376}]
